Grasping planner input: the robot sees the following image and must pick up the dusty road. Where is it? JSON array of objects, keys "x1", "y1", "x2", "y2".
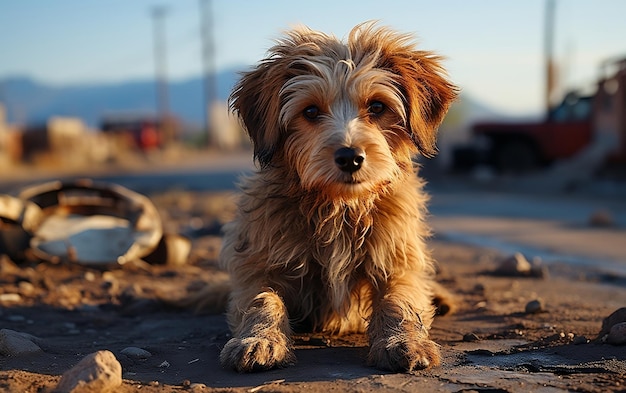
[
  {"x1": 428, "y1": 190, "x2": 626, "y2": 275},
  {"x1": 4, "y1": 152, "x2": 624, "y2": 274},
  {"x1": 1, "y1": 154, "x2": 625, "y2": 392}
]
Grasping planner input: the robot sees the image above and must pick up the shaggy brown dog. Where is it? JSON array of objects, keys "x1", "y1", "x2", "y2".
[{"x1": 220, "y1": 22, "x2": 458, "y2": 373}]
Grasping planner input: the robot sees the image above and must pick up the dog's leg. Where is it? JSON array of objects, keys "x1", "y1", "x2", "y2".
[
  {"x1": 367, "y1": 272, "x2": 440, "y2": 371},
  {"x1": 220, "y1": 290, "x2": 295, "y2": 372}
]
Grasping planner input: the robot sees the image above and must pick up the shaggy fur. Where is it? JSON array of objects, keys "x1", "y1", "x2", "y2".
[{"x1": 219, "y1": 22, "x2": 458, "y2": 373}]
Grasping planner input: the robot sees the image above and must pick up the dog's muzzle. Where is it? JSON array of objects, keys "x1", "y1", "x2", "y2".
[{"x1": 334, "y1": 147, "x2": 365, "y2": 173}]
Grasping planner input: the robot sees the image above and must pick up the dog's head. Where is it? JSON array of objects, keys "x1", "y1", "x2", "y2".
[{"x1": 230, "y1": 22, "x2": 458, "y2": 198}]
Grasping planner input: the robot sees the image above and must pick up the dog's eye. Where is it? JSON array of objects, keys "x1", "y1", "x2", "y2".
[
  {"x1": 303, "y1": 105, "x2": 320, "y2": 120},
  {"x1": 368, "y1": 101, "x2": 385, "y2": 115}
]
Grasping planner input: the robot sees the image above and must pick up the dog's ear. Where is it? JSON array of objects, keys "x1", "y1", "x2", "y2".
[
  {"x1": 229, "y1": 58, "x2": 287, "y2": 167},
  {"x1": 385, "y1": 49, "x2": 458, "y2": 157}
]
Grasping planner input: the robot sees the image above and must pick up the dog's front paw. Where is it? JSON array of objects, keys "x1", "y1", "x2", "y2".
[
  {"x1": 368, "y1": 335, "x2": 441, "y2": 372},
  {"x1": 220, "y1": 335, "x2": 296, "y2": 372}
]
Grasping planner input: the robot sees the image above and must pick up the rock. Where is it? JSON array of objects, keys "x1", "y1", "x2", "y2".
[
  {"x1": 606, "y1": 322, "x2": 626, "y2": 345},
  {"x1": 463, "y1": 333, "x2": 480, "y2": 342},
  {"x1": 495, "y1": 253, "x2": 531, "y2": 276},
  {"x1": 494, "y1": 253, "x2": 546, "y2": 278},
  {"x1": 18, "y1": 281, "x2": 36, "y2": 296},
  {"x1": 0, "y1": 329, "x2": 42, "y2": 356},
  {"x1": 0, "y1": 293, "x2": 22, "y2": 303},
  {"x1": 529, "y1": 258, "x2": 549, "y2": 278},
  {"x1": 120, "y1": 346, "x2": 152, "y2": 360},
  {"x1": 474, "y1": 301, "x2": 488, "y2": 311},
  {"x1": 55, "y1": 350, "x2": 122, "y2": 393},
  {"x1": 598, "y1": 307, "x2": 626, "y2": 338},
  {"x1": 525, "y1": 299, "x2": 543, "y2": 314},
  {"x1": 190, "y1": 382, "x2": 207, "y2": 391},
  {"x1": 588, "y1": 209, "x2": 615, "y2": 227},
  {"x1": 473, "y1": 283, "x2": 485, "y2": 294}
]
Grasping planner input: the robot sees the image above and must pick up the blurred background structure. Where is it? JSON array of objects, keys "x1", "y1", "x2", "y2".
[{"x1": 0, "y1": 0, "x2": 625, "y2": 184}]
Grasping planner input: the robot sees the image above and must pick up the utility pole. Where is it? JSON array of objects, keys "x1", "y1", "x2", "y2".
[
  {"x1": 152, "y1": 6, "x2": 170, "y2": 122},
  {"x1": 544, "y1": 0, "x2": 556, "y2": 115},
  {"x1": 200, "y1": 0, "x2": 216, "y2": 146}
]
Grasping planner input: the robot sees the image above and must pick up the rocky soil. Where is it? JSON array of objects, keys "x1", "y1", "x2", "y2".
[{"x1": 0, "y1": 189, "x2": 625, "y2": 392}]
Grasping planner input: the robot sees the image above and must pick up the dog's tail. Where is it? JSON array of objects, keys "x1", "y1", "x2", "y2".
[
  {"x1": 157, "y1": 271, "x2": 231, "y2": 314},
  {"x1": 432, "y1": 281, "x2": 458, "y2": 316}
]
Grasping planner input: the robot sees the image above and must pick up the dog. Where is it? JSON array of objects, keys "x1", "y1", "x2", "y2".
[{"x1": 219, "y1": 21, "x2": 458, "y2": 373}]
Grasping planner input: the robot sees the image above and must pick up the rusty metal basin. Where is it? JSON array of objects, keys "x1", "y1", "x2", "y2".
[
  {"x1": 0, "y1": 194, "x2": 43, "y2": 261},
  {"x1": 18, "y1": 179, "x2": 163, "y2": 267}
]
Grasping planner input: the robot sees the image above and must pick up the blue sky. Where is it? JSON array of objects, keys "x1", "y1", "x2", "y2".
[{"x1": 1, "y1": 0, "x2": 625, "y2": 115}]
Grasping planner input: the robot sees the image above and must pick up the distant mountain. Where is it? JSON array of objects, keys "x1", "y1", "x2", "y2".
[
  {"x1": 0, "y1": 71, "x2": 511, "y2": 130},
  {"x1": 0, "y1": 68, "x2": 243, "y2": 127}
]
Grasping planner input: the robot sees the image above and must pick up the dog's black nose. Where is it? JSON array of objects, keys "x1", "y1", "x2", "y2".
[{"x1": 334, "y1": 147, "x2": 365, "y2": 173}]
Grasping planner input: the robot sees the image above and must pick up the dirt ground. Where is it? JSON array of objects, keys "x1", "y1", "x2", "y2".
[{"x1": 1, "y1": 189, "x2": 625, "y2": 392}]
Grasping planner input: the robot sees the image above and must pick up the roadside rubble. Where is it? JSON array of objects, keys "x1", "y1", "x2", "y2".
[
  {"x1": 0, "y1": 329, "x2": 42, "y2": 357},
  {"x1": 54, "y1": 350, "x2": 122, "y2": 393}
]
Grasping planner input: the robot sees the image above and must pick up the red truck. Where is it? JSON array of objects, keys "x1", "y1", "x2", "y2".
[{"x1": 454, "y1": 57, "x2": 626, "y2": 173}]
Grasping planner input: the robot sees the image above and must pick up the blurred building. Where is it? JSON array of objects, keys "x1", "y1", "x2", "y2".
[
  {"x1": 208, "y1": 101, "x2": 247, "y2": 150},
  {"x1": 6, "y1": 116, "x2": 112, "y2": 167},
  {"x1": 19, "y1": 117, "x2": 83, "y2": 162},
  {"x1": 100, "y1": 114, "x2": 179, "y2": 151}
]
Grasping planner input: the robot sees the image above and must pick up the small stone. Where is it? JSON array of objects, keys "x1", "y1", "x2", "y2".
[
  {"x1": 572, "y1": 336, "x2": 589, "y2": 345},
  {"x1": 598, "y1": 307, "x2": 626, "y2": 338},
  {"x1": 494, "y1": 253, "x2": 532, "y2": 276},
  {"x1": 475, "y1": 301, "x2": 488, "y2": 311},
  {"x1": 55, "y1": 350, "x2": 122, "y2": 393},
  {"x1": 18, "y1": 281, "x2": 36, "y2": 296},
  {"x1": 121, "y1": 346, "x2": 152, "y2": 360},
  {"x1": 0, "y1": 329, "x2": 42, "y2": 356},
  {"x1": 525, "y1": 299, "x2": 543, "y2": 314},
  {"x1": 190, "y1": 382, "x2": 207, "y2": 391},
  {"x1": 588, "y1": 209, "x2": 615, "y2": 227},
  {"x1": 0, "y1": 293, "x2": 22, "y2": 303},
  {"x1": 463, "y1": 333, "x2": 480, "y2": 342},
  {"x1": 529, "y1": 257, "x2": 548, "y2": 278},
  {"x1": 607, "y1": 322, "x2": 626, "y2": 345}
]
